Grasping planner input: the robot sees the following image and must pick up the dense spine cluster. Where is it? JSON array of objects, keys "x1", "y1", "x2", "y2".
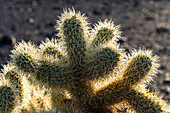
[{"x1": 0, "y1": 8, "x2": 169, "y2": 113}]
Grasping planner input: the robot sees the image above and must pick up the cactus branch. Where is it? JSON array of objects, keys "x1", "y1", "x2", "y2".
[{"x1": 125, "y1": 89, "x2": 163, "y2": 113}]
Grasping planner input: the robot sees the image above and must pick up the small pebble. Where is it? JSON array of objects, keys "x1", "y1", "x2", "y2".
[{"x1": 29, "y1": 18, "x2": 34, "y2": 24}]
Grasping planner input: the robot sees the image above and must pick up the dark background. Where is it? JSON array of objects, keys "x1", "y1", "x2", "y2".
[{"x1": 0, "y1": 0, "x2": 169, "y2": 103}]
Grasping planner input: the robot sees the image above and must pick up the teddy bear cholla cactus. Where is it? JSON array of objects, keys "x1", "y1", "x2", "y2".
[{"x1": 0, "y1": 8, "x2": 169, "y2": 113}]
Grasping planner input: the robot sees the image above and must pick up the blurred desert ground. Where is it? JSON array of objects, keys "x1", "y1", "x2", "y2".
[{"x1": 0, "y1": 0, "x2": 169, "y2": 103}]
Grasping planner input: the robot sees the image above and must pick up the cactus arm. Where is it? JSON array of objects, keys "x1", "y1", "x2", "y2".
[
  {"x1": 91, "y1": 28, "x2": 114, "y2": 46},
  {"x1": 10, "y1": 41, "x2": 72, "y2": 88},
  {"x1": 93, "y1": 82, "x2": 168, "y2": 113},
  {"x1": 56, "y1": 9, "x2": 89, "y2": 71},
  {"x1": 82, "y1": 19, "x2": 123, "y2": 80},
  {"x1": 10, "y1": 41, "x2": 39, "y2": 73},
  {"x1": 91, "y1": 51, "x2": 154, "y2": 104},
  {"x1": 125, "y1": 89, "x2": 164, "y2": 113},
  {"x1": 123, "y1": 49, "x2": 159, "y2": 86},
  {"x1": 90, "y1": 20, "x2": 121, "y2": 47},
  {"x1": 39, "y1": 38, "x2": 65, "y2": 59},
  {"x1": 0, "y1": 64, "x2": 34, "y2": 113},
  {"x1": 0, "y1": 70, "x2": 22, "y2": 113},
  {"x1": 84, "y1": 50, "x2": 159, "y2": 111},
  {"x1": 123, "y1": 55, "x2": 152, "y2": 86},
  {"x1": 63, "y1": 18, "x2": 86, "y2": 68}
]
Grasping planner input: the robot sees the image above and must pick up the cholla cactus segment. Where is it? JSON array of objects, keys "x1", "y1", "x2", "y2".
[
  {"x1": 0, "y1": 64, "x2": 33, "y2": 113},
  {"x1": 123, "y1": 54, "x2": 152, "y2": 85},
  {"x1": 131, "y1": 84, "x2": 170, "y2": 113},
  {"x1": 125, "y1": 89, "x2": 163, "y2": 113},
  {"x1": 92, "y1": 28, "x2": 114, "y2": 47},
  {"x1": 62, "y1": 17, "x2": 86, "y2": 67},
  {"x1": 39, "y1": 38, "x2": 65, "y2": 60},
  {"x1": 91, "y1": 20, "x2": 121, "y2": 47},
  {"x1": 0, "y1": 76, "x2": 22, "y2": 113},
  {"x1": 10, "y1": 40, "x2": 72, "y2": 88},
  {"x1": 10, "y1": 41, "x2": 39, "y2": 73},
  {"x1": 123, "y1": 49, "x2": 159, "y2": 86},
  {"x1": 56, "y1": 8, "x2": 89, "y2": 43},
  {"x1": 2, "y1": 64, "x2": 22, "y2": 91},
  {"x1": 56, "y1": 8, "x2": 89, "y2": 68}
]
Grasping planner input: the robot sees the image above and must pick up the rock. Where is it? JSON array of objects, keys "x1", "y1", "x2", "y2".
[
  {"x1": 156, "y1": 27, "x2": 169, "y2": 34},
  {"x1": 159, "y1": 65, "x2": 166, "y2": 70},
  {"x1": 163, "y1": 80, "x2": 170, "y2": 85},
  {"x1": 0, "y1": 35, "x2": 16, "y2": 46},
  {"x1": 28, "y1": 18, "x2": 35, "y2": 24}
]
